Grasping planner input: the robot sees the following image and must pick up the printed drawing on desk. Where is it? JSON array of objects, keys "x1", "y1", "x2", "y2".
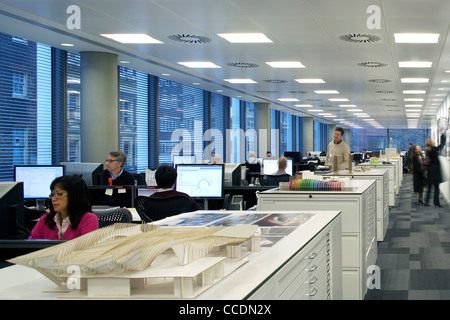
[
  {"x1": 256, "y1": 212, "x2": 316, "y2": 227},
  {"x1": 211, "y1": 213, "x2": 269, "y2": 226},
  {"x1": 161, "y1": 212, "x2": 232, "y2": 226}
]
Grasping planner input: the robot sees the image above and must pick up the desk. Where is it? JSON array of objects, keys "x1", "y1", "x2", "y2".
[
  {"x1": 317, "y1": 168, "x2": 390, "y2": 241},
  {"x1": 257, "y1": 179, "x2": 376, "y2": 300},
  {"x1": 0, "y1": 210, "x2": 342, "y2": 300}
]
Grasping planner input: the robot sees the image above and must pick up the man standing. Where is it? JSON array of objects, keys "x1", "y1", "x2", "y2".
[{"x1": 325, "y1": 127, "x2": 351, "y2": 170}]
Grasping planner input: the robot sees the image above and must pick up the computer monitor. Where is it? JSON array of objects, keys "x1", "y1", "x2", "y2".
[
  {"x1": 0, "y1": 182, "x2": 24, "y2": 239},
  {"x1": 224, "y1": 163, "x2": 241, "y2": 187},
  {"x1": 308, "y1": 151, "x2": 321, "y2": 158},
  {"x1": 262, "y1": 158, "x2": 293, "y2": 175},
  {"x1": 352, "y1": 153, "x2": 362, "y2": 162},
  {"x1": 14, "y1": 165, "x2": 65, "y2": 199},
  {"x1": 60, "y1": 162, "x2": 103, "y2": 186},
  {"x1": 284, "y1": 151, "x2": 301, "y2": 163},
  {"x1": 173, "y1": 155, "x2": 196, "y2": 167},
  {"x1": 175, "y1": 164, "x2": 224, "y2": 199}
]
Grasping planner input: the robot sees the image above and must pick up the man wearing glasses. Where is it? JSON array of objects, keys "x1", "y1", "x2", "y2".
[{"x1": 99, "y1": 151, "x2": 135, "y2": 207}]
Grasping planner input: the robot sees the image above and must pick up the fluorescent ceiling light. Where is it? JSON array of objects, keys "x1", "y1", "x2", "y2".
[
  {"x1": 217, "y1": 33, "x2": 272, "y2": 43},
  {"x1": 399, "y1": 61, "x2": 432, "y2": 68},
  {"x1": 294, "y1": 104, "x2": 313, "y2": 107},
  {"x1": 266, "y1": 61, "x2": 305, "y2": 68},
  {"x1": 178, "y1": 61, "x2": 221, "y2": 68},
  {"x1": 329, "y1": 98, "x2": 349, "y2": 102},
  {"x1": 403, "y1": 90, "x2": 426, "y2": 94},
  {"x1": 315, "y1": 90, "x2": 339, "y2": 94},
  {"x1": 61, "y1": 43, "x2": 74, "y2": 47},
  {"x1": 405, "y1": 105, "x2": 422, "y2": 107},
  {"x1": 224, "y1": 78, "x2": 257, "y2": 84},
  {"x1": 295, "y1": 79, "x2": 325, "y2": 83},
  {"x1": 404, "y1": 98, "x2": 424, "y2": 101},
  {"x1": 100, "y1": 33, "x2": 162, "y2": 43},
  {"x1": 307, "y1": 109, "x2": 324, "y2": 112},
  {"x1": 277, "y1": 98, "x2": 299, "y2": 102},
  {"x1": 348, "y1": 109, "x2": 363, "y2": 112},
  {"x1": 394, "y1": 33, "x2": 439, "y2": 43},
  {"x1": 401, "y1": 78, "x2": 429, "y2": 83}
]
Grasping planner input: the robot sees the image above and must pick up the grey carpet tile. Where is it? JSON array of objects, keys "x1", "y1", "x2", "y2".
[{"x1": 365, "y1": 173, "x2": 450, "y2": 300}]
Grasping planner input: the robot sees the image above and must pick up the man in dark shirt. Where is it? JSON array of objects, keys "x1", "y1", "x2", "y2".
[
  {"x1": 98, "y1": 151, "x2": 135, "y2": 207},
  {"x1": 150, "y1": 165, "x2": 202, "y2": 211}
]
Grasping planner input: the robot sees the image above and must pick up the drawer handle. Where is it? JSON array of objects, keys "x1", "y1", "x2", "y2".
[
  {"x1": 308, "y1": 252, "x2": 318, "y2": 259},
  {"x1": 309, "y1": 265, "x2": 318, "y2": 272},
  {"x1": 309, "y1": 276, "x2": 318, "y2": 284},
  {"x1": 308, "y1": 288, "x2": 318, "y2": 297}
]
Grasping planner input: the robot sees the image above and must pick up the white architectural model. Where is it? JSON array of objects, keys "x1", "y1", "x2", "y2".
[{"x1": 9, "y1": 223, "x2": 260, "y2": 298}]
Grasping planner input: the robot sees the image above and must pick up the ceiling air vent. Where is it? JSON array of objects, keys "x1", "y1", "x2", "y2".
[
  {"x1": 368, "y1": 79, "x2": 392, "y2": 84},
  {"x1": 357, "y1": 61, "x2": 387, "y2": 68},
  {"x1": 381, "y1": 98, "x2": 396, "y2": 101},
  {"x1": 167, "y1": 34, "x2": 211, "y2": 43},
  {"x1": 288, "y1": 90, "x2": 308, "y2": 94},
  {"x1": 264, "y1": 79, "x2": 289, "y2": 84},
  {"x1": 376, "y1": 90, "x2": 395, "y2": 94},
  {"x1": 227, "y1": 62, "x2": 259, "y2": 68},
  {"x1": 339, "y1": 33, "x2": 380, "y2": 43}
]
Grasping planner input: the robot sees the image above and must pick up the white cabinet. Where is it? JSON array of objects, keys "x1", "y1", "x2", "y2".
[
  {"x1": 360, "y1": 163, "x2": 397, "y2": 206},
  {"x1": 257, "y1": 180, "x2": 377, "y2": 300},
  {"x1": 318, "y1": 168, "x2": 389, "y2": 241}
]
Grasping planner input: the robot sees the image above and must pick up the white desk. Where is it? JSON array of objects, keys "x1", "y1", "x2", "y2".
[
  {"x1": 318, "y1": 168, "x2": 389, "y2": 241},
  {"x1": 0, "y1": 210, "x2": 342, "y2": 300},
  {"x1": 257, "y1": 180, "x2": 377, "y2": 300}
]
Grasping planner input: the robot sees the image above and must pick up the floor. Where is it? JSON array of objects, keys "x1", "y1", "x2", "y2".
[{"x1": 364, "y1": 173, "x2": 450, "y2": 300}]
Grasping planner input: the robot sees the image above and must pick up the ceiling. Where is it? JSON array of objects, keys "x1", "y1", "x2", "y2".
[{"x1": 1, "y1": 0, "x2": 450, "y2": 129}]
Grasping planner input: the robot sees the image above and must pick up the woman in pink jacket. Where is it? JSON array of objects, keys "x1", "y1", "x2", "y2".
[{"x1": 29, "y1": 175, "x2": 98, "y2": 240}]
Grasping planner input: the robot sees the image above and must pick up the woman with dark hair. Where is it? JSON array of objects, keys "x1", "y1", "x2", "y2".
[{"x1": 29, "y1": 175, "x2": 98, "y2": 240}]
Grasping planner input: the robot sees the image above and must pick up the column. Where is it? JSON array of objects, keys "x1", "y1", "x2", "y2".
[
  {"x1": 254, "y1": 102, "x2": 271, "y2": 158},
  {"x1": 80, "y1": 52, "x2": 119, "y2": 163},
  {"x1": 302, "y1": 117, "x2": 313, "y2": 154}
]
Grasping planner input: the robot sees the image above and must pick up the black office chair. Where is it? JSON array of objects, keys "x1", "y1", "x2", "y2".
[
  {"x1": 260, "y1": 174, "x2": 291, "y2": 186},
  {"x1": 93, "y1": 207, "x2": 133, "y2": 228},
  {"x1": 134, "y1": 195, "x2": 195, "y2": 222}
]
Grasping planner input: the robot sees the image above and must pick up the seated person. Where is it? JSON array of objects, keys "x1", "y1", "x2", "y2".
[
  {"x1": 246, "y1": 151, "x2": 259, "y2": 164},
  {"x1": 96, "y1": 151, "x2": 135, "y2": 207},
  {"x1": 29, "y1": 175, "x2": 98, "y2": 240},
  {"x1": 209, "y1": 153, "x2": 223, "y2": 164},
  {"x1": 271, "y1": 157, "x2": 291, "y2": 176},
  {"x1": 149, "y1": 165, "x2": 202, "y2": 211}
]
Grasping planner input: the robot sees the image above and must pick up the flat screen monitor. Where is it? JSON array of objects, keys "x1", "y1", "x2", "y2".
[
  {"x1": 0, "y1": 182, "x2": 24, "y2": 239},
  {"x1": 175, "y1": 164, "x2": 224, "y2": 199},
  {"x1": 14, "y1": 165, "x2": 65, "y2": 199},
  {"x1": 173, "y1": 155, "x2": 196, "y2": 167},
  {"x1": 308, "y1": 151, "x2": 321, "y2": 158},
  {"x1": 60, "y1": 162, "x2": 103, "y2": 186},
  {"x1": 284, "y1": 151, "x2": 301, "y2": 163},
  {"x1": 263, "y1": 158, "x2": 293, "y2": 176}
]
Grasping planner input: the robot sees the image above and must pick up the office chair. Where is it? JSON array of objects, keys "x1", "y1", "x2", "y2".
[
  {"x1": 93, "y1": 207, "x2": 133, "y2": 228},
  {"x1": 134, "y1": 195, "x2": 195, "y2": 222},
  {"x1": 260, "y1": 174, "x2": 291, "y2": 186}
]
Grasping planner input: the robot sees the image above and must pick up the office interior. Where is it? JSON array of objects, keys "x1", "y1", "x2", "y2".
[{"x1": 1, "y1": 0, "x2": 450, "y2": 301}]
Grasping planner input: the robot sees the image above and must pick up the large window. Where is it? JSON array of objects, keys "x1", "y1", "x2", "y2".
[
  {"x1": 158, "y1": 79, "x2": 204, "y2": 165},
  {"x1": 66, "y1": 52, "x2": 81, "y2": 162},
  {"x1": 0, "y1": 33, "x2": 53, "y2": 180},
  {"x1": 280, "y1": 112, "x2": 293, "y2": 156},
  {"x1": 313, "y1": 121, "x2": 328, "y2": 152},
  {"x1": 229, "y1": 98, "x2": 241, "y2": 163}
]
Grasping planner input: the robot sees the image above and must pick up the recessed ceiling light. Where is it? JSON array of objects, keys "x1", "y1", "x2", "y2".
[
  {"x1": 329, "y1": 98, "x2": 349, "y2": 102},
  {"x1": 348, "y1": 109, "x2": 363, "y2": 112},
  {"x1": 217, "y1": 33, "x2": 272, "y2": 43},
  {"x1": 401, "y1": 78, "x2": 429, "y2": 83},
  {"x1": 119, "y1": 60, "x2": 130, "y2": 64},
  {"x1": 294, "y1": 104, "x2": 313, "y2": 107},
  {"x1": 295, "y1": 79, "x2": 325, "y2": 83},
  {"x1": 307, "y1": 109, "x2": 324, "y2": 112},
  {"x1": 61, "y1": 43, "x2": 74, "y2": 47},
  {"x1": 178, "y1": 61, "x2": 221, "y2": 68},
  {"x1": 224, "y1": 78, "x2": 257, "y2": 84},
  {"x1": 404, "y1": 98, "x2": 424, "y2": 101},
  {"x1": 161, "y1": 73, "x2": 170, "y2": 76},
  {"x1": 405, "y1": 104, "x2": 422, "y2": 107},
  {"x1": 277, "y1": 98, "x2": 299, "y2": 102},
  {"x1": 315, "y1": 90, "x2": 339, "y2": 94},
  {"x1": 266, "y1": 61, "x2": 305, "y2": 68},
  {"x1": 403, "y1": 90, "x2": 426, "y2": 94},
  {"x1": 100, "y1": 33, "x2": 163, "y2": 43},
  {"x1": 399, "y1": 61, "x2": 432, "y2": 68},
  {"x1": 394, "y1": 33, "x2": 439, "y2": 43}
]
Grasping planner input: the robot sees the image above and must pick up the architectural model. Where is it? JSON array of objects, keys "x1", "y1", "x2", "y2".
[{"x1": 8, "y1": 223, "x2": 260, "y2": 298}]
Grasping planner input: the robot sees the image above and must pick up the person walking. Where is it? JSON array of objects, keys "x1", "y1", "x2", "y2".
[
  {"x1": 411, "y1": 145, "x2": 426, "y2": 205},
  {"x1": 424, "y1": 132, "x2": 446, "y2": 207}
]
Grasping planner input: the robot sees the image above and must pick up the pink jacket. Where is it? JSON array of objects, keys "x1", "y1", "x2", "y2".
[{"x1": 29, "y1": 212, "x2": 98, "y2": 240}]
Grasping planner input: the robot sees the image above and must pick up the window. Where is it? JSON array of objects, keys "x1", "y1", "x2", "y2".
[
  {"x1": 66, "y1": 52, "x2": 81, "y2": 162},
  {"x1": 245, "y1": 102, "x2": 256, "y2": 160},
  {"x1": 12, "y1": 71, "x2": 27, "y2": 97},
  {"x1": 280, "y1": 112, "x2": 293, "y2": 156},
  {"x1": 158, "y1": 79, "x2": 204, "y2": 165}
]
